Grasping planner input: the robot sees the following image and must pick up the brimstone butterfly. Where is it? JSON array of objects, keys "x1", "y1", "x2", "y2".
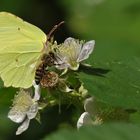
[{"x1": 0, "y1": 12, "x2": 50, "y2": 88}]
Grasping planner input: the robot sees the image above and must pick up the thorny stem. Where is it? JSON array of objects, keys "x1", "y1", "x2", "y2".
[
  {"x1": 46, "y1": 21, "x2": 65, "y2": 46},
  {"x1": 44, "y1": 21, "x2": 65, "y2": 49}
]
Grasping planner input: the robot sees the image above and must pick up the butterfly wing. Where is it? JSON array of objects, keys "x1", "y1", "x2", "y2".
[{"x1": 0, "y1": 12, "x2": 47, "y2": 88}]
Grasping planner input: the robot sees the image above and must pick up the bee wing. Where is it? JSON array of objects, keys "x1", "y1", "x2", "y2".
[{"x1": 77, "y1": 40, "x2": 95, "y2": 62}]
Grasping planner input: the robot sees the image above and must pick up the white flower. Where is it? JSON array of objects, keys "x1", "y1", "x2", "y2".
[
  {"x1": 33, "y1": 80, "x2": 41, "y2": 101},
  {"x1": 77, "y1": 112, "x2": 93, "y2": 129},
  {"x1": 8, "y1": 85, "x2": 40, "y2": 135},
  {"x1": 55, "y1": 37, "x2": 95, "y2": 70},
  {"x1": 77, "y1": 97, "x2": 102, "y2": 129}
]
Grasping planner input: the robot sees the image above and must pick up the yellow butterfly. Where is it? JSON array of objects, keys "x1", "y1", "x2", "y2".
[{"x1": 0, "y1": 12, "x2": 61, "y2": 88}]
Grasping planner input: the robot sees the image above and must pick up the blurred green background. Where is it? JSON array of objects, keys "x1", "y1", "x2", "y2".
[{"x1": 0, "y1": 0, "x2": 140, "y2": 139}]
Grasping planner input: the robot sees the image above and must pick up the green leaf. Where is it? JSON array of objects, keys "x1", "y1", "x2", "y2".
[
  {"x1": 78, "y1": 57, "x2": 140, "y2": 109},
  {"x1": 129, "y1": 111, "x2": 140, "y2": 124},
  {"x1": 60, "y1": 0, "x2": 140, "y2": 60},
  {"x1": 44, "y1": 123, "x2": 140, "y2": 140}
]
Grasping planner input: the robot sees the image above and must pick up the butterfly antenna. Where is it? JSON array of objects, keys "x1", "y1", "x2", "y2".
[{"x1": 47, "y1": 21, "x2": 65, "y2": 42}]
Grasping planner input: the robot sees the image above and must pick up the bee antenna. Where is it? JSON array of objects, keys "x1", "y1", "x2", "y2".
[{"x1": 47, "y1": 21, "x2": 65, "y2": 42}]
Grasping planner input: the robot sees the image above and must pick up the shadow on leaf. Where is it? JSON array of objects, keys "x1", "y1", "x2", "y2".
[{"x1": 79, "y1": 64, "x2": 110, "y2": 77}]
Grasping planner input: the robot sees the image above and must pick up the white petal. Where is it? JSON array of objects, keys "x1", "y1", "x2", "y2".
[
  {"x1": 16, "y1": 118, "x2": 30, "y2": 135},
  {"x1": 64, "y1": 37, "x2": 76, "y2": 46},
  {"x1": 54, "y1": 53, "x2": 70, "y2": 70},
  {"x1": 27, "y1": 102, "x2": 38, "y2": 119},
  {"x1": 77, "y1": 112, "x2": 93, "y2": 129},
  {"x1": 8, "y1": 107, "x2": 26, "y2": 123},
  {"x1": 33, "y1": 81, "x2": 41, "y2": 101},
  {"x1": 55, "y1": 62, "x2": 70, "y2": 70},
  {"x1": 77, "y1": 40, "x2": 95, "y2": 62},
  {"x1": 84, "y1": 97, "x2": 96, "y2": 116}
]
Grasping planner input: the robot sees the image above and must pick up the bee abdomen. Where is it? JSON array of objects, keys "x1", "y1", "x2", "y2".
[
  {"x1": 35, "y1": 63, "x2": 46, "y2": 85},
  {"x1": 35, "y1": 52, "x2": 56, "y2": 85}
]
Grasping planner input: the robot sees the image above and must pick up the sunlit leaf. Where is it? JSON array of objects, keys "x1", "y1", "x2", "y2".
[{"x1": 79, "y1": 57, "x2": 140, "y2": 109}]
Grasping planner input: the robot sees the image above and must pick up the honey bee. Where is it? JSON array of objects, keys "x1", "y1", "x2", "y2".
[
  {"x1": 35, "y1": 52, "x2": 56, "y2": 85},
  {"x1": 35, "y1": 21, "x2": 64, "y2": 86}
]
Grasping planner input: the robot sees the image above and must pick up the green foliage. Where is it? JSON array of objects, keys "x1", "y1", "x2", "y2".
[
  {"x1": 0, "y1": 0, "x2": 140, "y2": 139},
  {"x1": 44, "y1": 123, "x2": 140, "y2": 140},
  {"x1": 60, "y1": 0, "x2": 140, "y2": 60},
  {"x1": 78, "y1": 57, "x2": 140, "y2": 109}
]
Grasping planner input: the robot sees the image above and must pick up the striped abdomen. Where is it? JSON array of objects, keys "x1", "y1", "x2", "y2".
[
  {"x1": 35, "y1": 52, "x2": 55, "y2": 85},
  {"x1": 35, "y1": 62, "x2": 46, "y2": 85}
]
